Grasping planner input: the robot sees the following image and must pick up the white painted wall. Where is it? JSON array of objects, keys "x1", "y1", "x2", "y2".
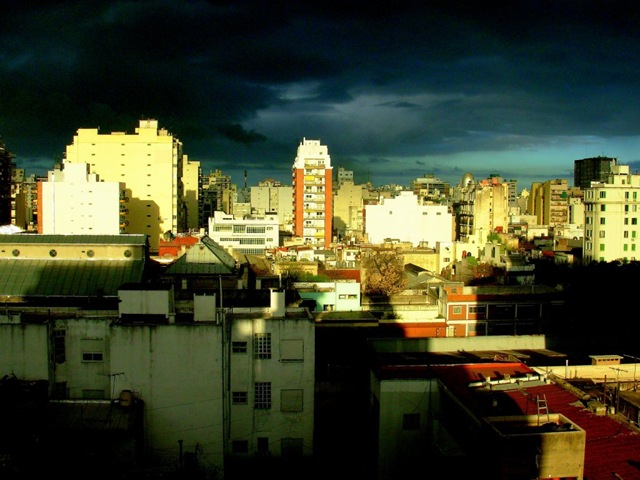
[{"x1": 365, "y1": 191, "x2": 453, "y2": 247}]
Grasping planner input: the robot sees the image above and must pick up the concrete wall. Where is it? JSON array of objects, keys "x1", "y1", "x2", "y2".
[
  {"x1": 110, "y1": 323, "x2": 225, "y2": 469},
  {"x1": 0, "y1": 316, "x2": 49, "y2": 380}
]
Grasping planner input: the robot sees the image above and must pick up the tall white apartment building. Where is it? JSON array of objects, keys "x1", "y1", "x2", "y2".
[
  {"x1": 39, "y1": 162, "x2": 127, "y2": 235},
  {"x1": 208, "y1": 210, "x2": 280, "y2": 256},
  {"x1": 64, "y1": 119, "x2": 187, "y2": 252},
  {"x1": 364, "y1": 191, "x2": 453, "y2": 247},
  {"x1": 292, "y1": 139, "x2": 333, "y2": 248},
  {"x1": 583, "y1": 164, "x2": 640, "y2": 263}
]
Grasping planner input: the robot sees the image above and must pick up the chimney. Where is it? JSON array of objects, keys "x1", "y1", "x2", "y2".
[{"x1": 270, "y1": 289, "x2": 285, "y2": 318}]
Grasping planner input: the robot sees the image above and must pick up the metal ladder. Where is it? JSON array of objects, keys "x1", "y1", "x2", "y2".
[{"x1": 537, "y1": 394, "x2": 550, "y2": 425}]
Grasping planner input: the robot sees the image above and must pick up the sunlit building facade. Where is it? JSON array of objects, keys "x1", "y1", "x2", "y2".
[
  {"x1": 583, "y1": 164, "x2": 640, "y2": 263},
  {"x1": 292, "y1": 138, "x2": 333, "y2": 248},
  {"x1": 38, "y1": 162, "x2": 127, "y2": 235},
  {"x1": 64, "y1": 119, "x2": 187, "y2": 252}
]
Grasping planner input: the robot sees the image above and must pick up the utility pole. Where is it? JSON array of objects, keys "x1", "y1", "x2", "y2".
[
  {"x1": 609, "y1": 366, "x2": 627, "y2": 414},
  {"x1": 623, "y1": 354, "x2": 640, "y2": 391}
]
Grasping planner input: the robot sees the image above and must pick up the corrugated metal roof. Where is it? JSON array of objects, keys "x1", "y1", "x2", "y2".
[
  {"x1": 0, "y1": 234, "x2": 148, "y2": 245},
  {"x1": 164, "y1": 235, "x2": 236, "y2": 275},
  {"x1": 0, "y1": 259, "x2": 144, "y2": 297}
]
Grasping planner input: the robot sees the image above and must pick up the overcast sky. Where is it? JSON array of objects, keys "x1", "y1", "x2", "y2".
[{"x1": 2, "y1": 0, "x2": 640, "y2": 191}]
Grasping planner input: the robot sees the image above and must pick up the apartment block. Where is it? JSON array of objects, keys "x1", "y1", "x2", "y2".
[
  {"x1": 292, "y1": 138, "x2": 333, "y2": 248},
  {"x1": 332, "y1": 180, "x2": 366, "y2": 242},
  {"x1": 182, "y1": 155, "x2": 201, "y2": 232},
  {"x1": 583, "y1": 164, "x2": 640, "y2": 263},
  {"x1": 38, "y1": 162, "x2": 127, "y2": 235},
  {"x1": 64, "y1": 119, "x2": 187, "y2": 252},
  {"x1": 473, "y1": 179, "x2": 509, "y2": 238},
  {"x1": 574, "y1": 156, "x2": 617, "y2": 189},
  {"x1": 208, "y1": 210, "x2": 280, "y2": 256},
  {"x1": 250, "y1": 181, "x2": 293, "y2": 232},
  {"x1": 0, "y1": 287, "x2": 315, "y2": 475},
  {"x1": 365, "y1": 191, "x2": 453, "y2": 247},
  {"x1": 411, "y1": 173, "x2": 450, "y2": 201},
  {"x1": 0, "y1": 139, "x2": 15, "y2": 226}
]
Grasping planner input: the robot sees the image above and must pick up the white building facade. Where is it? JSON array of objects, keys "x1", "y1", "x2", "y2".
[
  {"x1": 40, "y1": 162, "x2": 127, "y2": 235},
  {"x1": 365, "y1": 191, "x2": 453, "y2": 247},
  {"x1": 208, "y1": 210, "x2": 280, "y2": 256},
  {"x1": 583, "y1": 164, "x2": 640, "y2": 263}
]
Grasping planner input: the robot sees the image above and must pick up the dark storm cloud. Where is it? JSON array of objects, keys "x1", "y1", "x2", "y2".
[{"x1": 2, "y1": 0, "x2": 640, "y2": 187}]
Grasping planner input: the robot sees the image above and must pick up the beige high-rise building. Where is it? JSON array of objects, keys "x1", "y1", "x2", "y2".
[
  {"x1": 39, "y1": 162, "x2": 126, "y2": 235},
  {"x1": 543, "y1": 179, "x2": 569, "y2": 226},
  {"x1": 583, "y1": 164, "x2": 640, "y2": 263},
  {"x1": 64, "y1": 119, "x2": 187, "y2": 252},
  {"x1": 182, "y1": 155, "x2": 201, "y2": 232},
  {"x1": 332, "y1": 180, "x2": 366, "y2": 242},
  {"x1": 528, "y1": 179, "x2": 569, "y2": 227},
  {"x1": 473, "y1": 179, "x2": 509, "y2": 238},
  {"x1": 251, "y1": 182, "x2": 293, "y2": 232}
]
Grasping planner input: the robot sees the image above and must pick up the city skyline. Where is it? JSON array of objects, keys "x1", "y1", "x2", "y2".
[{"x1": 3, "y1": 2, "x2": 640, "y2": 190}]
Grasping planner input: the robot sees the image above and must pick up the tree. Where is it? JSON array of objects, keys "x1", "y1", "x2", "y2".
[{"x1": 362, "y1": 251, "x2": 408, "y2": 297}]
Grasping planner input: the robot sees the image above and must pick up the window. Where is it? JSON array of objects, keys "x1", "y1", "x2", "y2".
[
  {"x1": 633, "y1": 218, "x2": 638, "y2": 225},
  {"x1": 599, "y1": 191, "x2": 606, "y2": 198},
  {"x1": 232, "y1": 440, "x2": 248, "y2": 454},
  {"x1": 624, "y1": 231, "x2": 629, "y2": 238},
  {"x1": 624, "y1": 244, "x2": 628, "y2": 251},
  {"x1": 232, "y1": 341, "x2": 248, "y2": 353},
  {"x1": 82, "y1": 352, "x2": 103, "y2": 362},
  {"x1": 599, "y1": 244, "x2": 605, "y2": 252},
  {"x1": 254, "y1": 382, "x2": 271, "y2": 409},
  {"x1": 281, "y1": 389, "x2": 304, "y2": 412},
  {"x1": 599, "y1": 231, "x2": 605, "y2": 238},
  {"x1": 452, "y1": 306, "x2": 462, "y2": 315},
  {"x1": 232, "y1": 391, "x2": 248, "y2": 405},
  {"x1": 254, "y1": 333, "x2": 271, "y2": 359},
  {"x1": 280, "y1": 339, "x2": 303, "y2": 361},
  {"x1": 600, "y1": 217, "x2": 605, "y2": 225},
  {"x1": 600, "y1": 204, "x2": 606, "y2": 211},
  {"x1": 403, "y1": 413, "x2": 420, "y2": 430}
]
